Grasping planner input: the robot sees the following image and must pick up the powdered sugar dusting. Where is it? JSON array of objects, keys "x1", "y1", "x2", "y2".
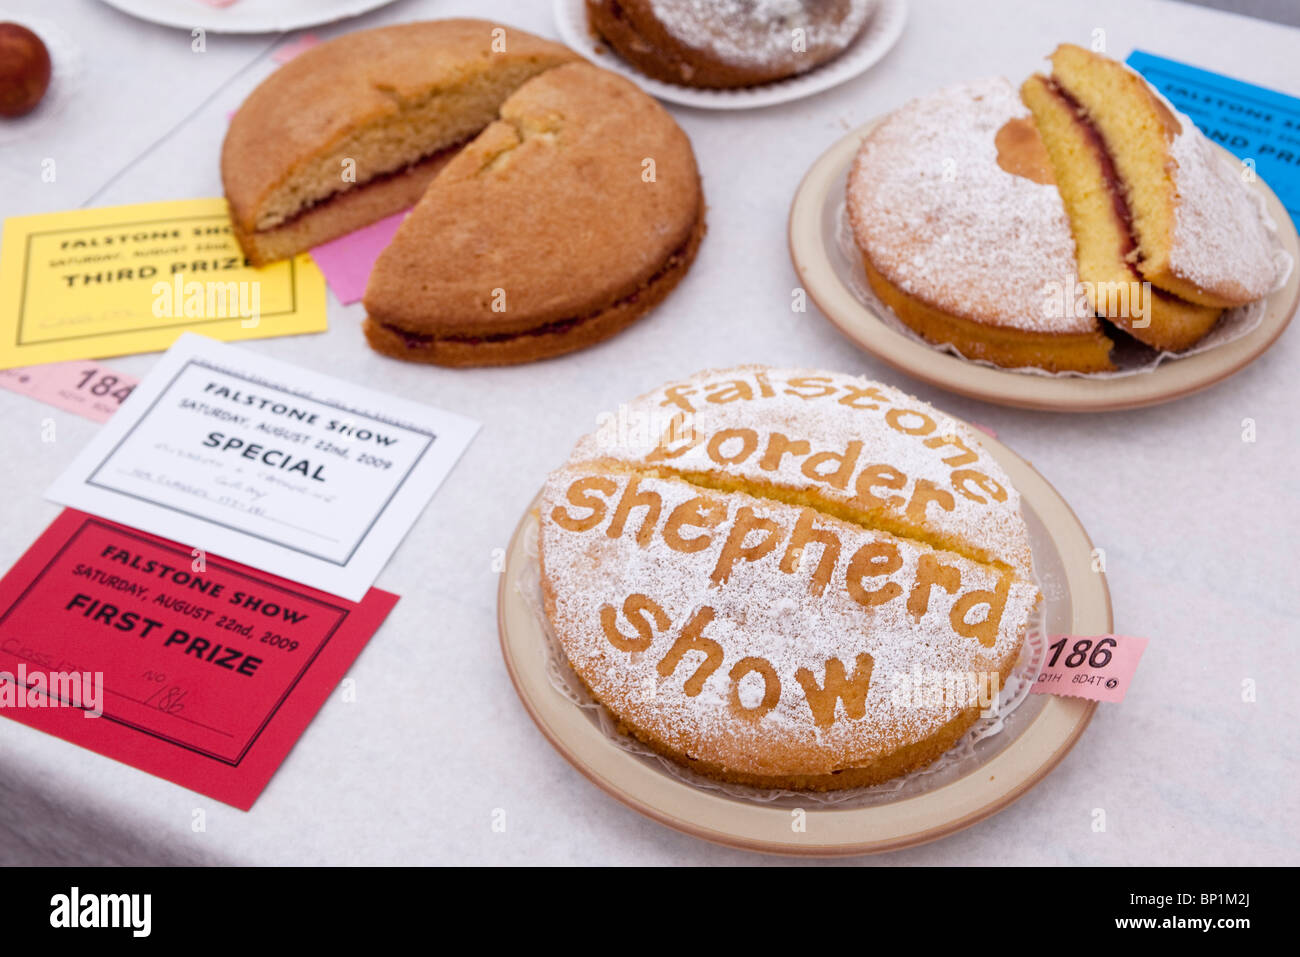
[
  {"x1": 645, "y1": 0, "x2": 873, "y2": 71},
  {"x1": 538, "y1": 465, "x2": 1036, "y2": 778},
  {"x1": 520, "y1": 516, "x2": 1048, "y2": 804},
  {"x1": 846, "y1": 77, "x2": 1094, "y2": 335},
  {"x1": 1168, "y1": 126, "x2": 1280, "y2": 301},
  {"x1": 573, "y1": 366, "x2": 1034, "y2": 575},
  {"x1": 537, "y1": 367, "x2": 1039, "y2": 782}
]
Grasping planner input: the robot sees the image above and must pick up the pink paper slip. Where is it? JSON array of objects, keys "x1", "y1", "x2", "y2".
[
  {"x1": 272, "y1": 33, "x2": 320, "y2": 64},
  {"x1": 0, "y1": 360, "x2": 138, "y2": 423},
  {"x1": 310, "y1": 210, "x2": 408, "y2": 305},
  {"x1": 1031, "y1": 634, "x2": 1148, "y2": 703}
]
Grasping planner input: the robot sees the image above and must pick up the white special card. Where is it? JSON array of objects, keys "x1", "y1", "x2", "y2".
[{"x1": 47, "y1": 333, "x2": 479, "y2": 601}]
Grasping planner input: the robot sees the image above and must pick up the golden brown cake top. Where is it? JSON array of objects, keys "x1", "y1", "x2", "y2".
[
  {"x1": 221, "y1": 19, "x2": 578, "y2": 234},
  {"x1": 363, "y1": 61, "x2": 702, "y2": 337},
  {"x1": 847, "y1": 77, "x2": 1095, "y2": 335},
  {"x1": 538, "y1": 367, "x2": 1038, "y2": 779}
]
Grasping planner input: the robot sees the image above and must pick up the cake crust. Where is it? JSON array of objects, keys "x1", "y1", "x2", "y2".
[
  {"x1": 361, "y1": 202, "x2": 705, "y2": 367},
  {"x1": 222, "y1": 19, "x2": 577, "y2": 262}
]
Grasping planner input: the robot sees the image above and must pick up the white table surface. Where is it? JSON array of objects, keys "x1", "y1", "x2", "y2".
[{"x1": 1, "y1": 0, "x2": 1298, "y2": 866}]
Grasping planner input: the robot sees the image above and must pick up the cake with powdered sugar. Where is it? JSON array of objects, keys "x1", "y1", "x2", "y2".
[
  {"x1": 846, "y1": 49, "x2": 1280, "y2": 371},
  {"x1": 586, "y1": 0, "x2": 874, "y2": 89},
  {"x1": 537, "y1": 367, "x2": 1039, "y2": 790},
  {"x1": 1022, "y1": 45, "x2": 1277, "y2": 348},
  {"x1": 847, "y1": 76, "x2": 1118, "y2": 373}
]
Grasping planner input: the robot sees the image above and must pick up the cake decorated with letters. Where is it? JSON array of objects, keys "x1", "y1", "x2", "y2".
[{"x1": 537, "y1": 367, "x2": 1040, "y2": 790}]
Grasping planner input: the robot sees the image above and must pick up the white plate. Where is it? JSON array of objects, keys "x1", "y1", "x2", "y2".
[
  {"x1": 553, "y1": 0, "x2": 908, "y2": 109},
  {"x1": 94, "y1": 0, "x2": 403, "y2": 34}
]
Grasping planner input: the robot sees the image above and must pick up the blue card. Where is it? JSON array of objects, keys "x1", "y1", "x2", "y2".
[{"x1": 1126, "y1": 50, "x2": 1300, "y2": 229}]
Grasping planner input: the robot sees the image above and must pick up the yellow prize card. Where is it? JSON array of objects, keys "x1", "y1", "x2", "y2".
[{"x1": 0, "y1": 199, "x2": 327, "y2": 369}]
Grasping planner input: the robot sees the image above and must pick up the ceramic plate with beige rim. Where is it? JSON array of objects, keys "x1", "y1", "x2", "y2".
[
  {"x1": 497, "y1": 427, "x2": 1110, "y2": 856},
  {"x1": 788, "y1": 119, "x2": 1300, "y2": 412}
]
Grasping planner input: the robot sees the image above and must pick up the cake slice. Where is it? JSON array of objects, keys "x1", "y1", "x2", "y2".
[
  {"x1": 222, "y1": 20, "x2": 577, "y2": 266},
  {"x1": 1021, "y1": 73, "x2": 1223, "y2": 351},
  {"x1": 1043, "y1": 44, "x2": 1277, "y2": 309}
]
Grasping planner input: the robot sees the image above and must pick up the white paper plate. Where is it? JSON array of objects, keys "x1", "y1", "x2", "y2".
[
  {"x1": 553, "y1": 0, "x2": 908, "y2": 109},
  {"x1": 93, "y1": 0, "x2": 403, "y2": 34}
]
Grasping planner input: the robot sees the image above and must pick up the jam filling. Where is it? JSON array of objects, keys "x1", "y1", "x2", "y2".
[
  {"x1": 264, "y1": 137, "x2": 472, "y2": 233},
  {"x1": 380, "y1": 230, "x2": 695, "y2": 350},
  {"x1": 1044, "y1": 80, "x2": 1182, "y2": 307}
]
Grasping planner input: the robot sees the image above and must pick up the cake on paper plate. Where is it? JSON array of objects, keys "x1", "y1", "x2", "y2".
[{"x1": 537, "y1": 367, "x2": 1039, "y2": 790}]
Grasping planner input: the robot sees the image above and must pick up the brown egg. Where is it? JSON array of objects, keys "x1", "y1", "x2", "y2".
[{"x1": 0, "y1": 22, "x2": 52, "y2": 118}]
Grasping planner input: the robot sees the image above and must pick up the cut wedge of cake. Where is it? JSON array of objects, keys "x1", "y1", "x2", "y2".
[
  {"x1": 1041, "y1": 44, "x2": 1278, "y2": 310},
  {"x1": 1021, "y1": 72, "x2": 1223, "y2": 351},
  {"x1": 222, "y1": 20, "x2": 578, "y2": 266}
]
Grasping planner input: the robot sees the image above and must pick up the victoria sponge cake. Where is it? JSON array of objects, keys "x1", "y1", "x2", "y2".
[
  {"x1": 538, "y1": 367, "x2": 1039, "y2": 789},
  {"x1": 847, "y1": 77, "x2": 1116, "y2": 373},
  {"x1": 845, "y1": 51, "x2": 1282, "y2": 371},
  {"x1": 362, "y1": 61, "x2": 705, "y2": 367},
  {"x1": 221, "y1": 20, "x2": 578, "y2": 266}
]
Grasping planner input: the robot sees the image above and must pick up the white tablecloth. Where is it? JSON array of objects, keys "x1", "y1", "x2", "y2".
[{"x1": 1, "y1": 0, "x2": 1297, "y2": 865}]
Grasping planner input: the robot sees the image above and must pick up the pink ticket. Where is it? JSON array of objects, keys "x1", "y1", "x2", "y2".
[
  {"x1": 310, "y1": 209, "x2": 408, "y2": 305},
  {"x1": 272, "y1": 33, "x2": 320, "y2": 64},
  {"x1": 0, "y1": 360, "x2": 138, "y2": 423},
  {"x1": 1031, "y1": 634, "x2": 1148, "y2": 703}
]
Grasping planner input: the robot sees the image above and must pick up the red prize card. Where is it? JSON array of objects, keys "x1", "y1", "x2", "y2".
[{"x1": 0, "y1": 509, "x2": 398, "y2": 809}]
